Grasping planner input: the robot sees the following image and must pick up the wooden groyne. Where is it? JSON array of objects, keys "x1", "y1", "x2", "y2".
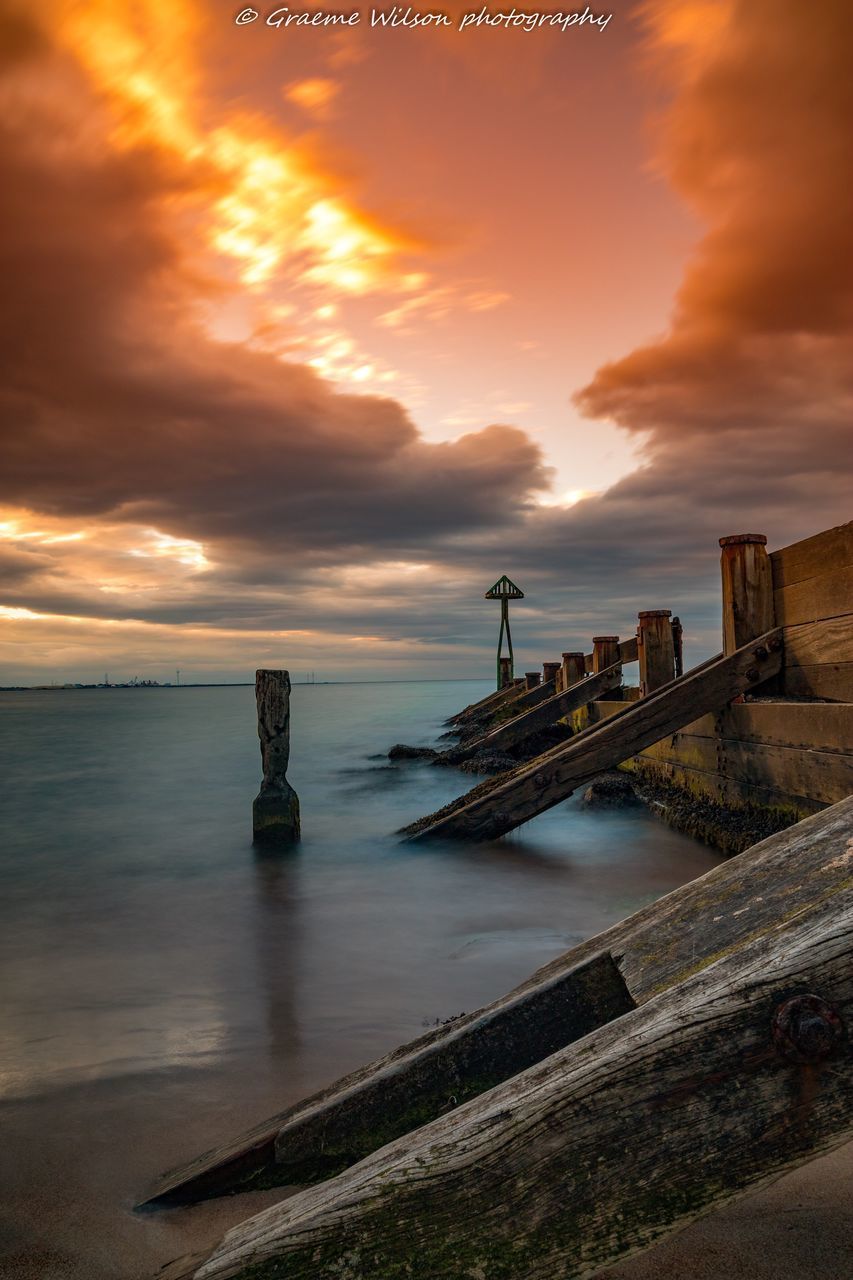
[
  {"x1": 158, "y1": 796, "x2": 853, "y2": 1280},
  {"x1": 406, "y1": 522, "x2": 852, "y2": 844},
  {"x1": 149, "y1": 521, "x2": 851, "y2": 1280}
]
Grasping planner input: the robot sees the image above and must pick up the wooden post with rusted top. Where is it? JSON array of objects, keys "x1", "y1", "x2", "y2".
[
  {"x1": 524, "y1": 671, "x2": 541, "y2": 690},
  {"x1": 720, "y1": 534, "x2": 775, "y2": 655},
  {"x1": 252, "y1": 670, "x2": 300, "y2": 847},
  {"x1": 592, "y1": 635, "x2": 619, "y2": 673},
  {"x1": 560, "y1": 651, "x2": 585, "y2": 693},
  {"x1": 542, "y1": 661, "x2": 560, "y2": 685},
  {"x1": 637, "y1": 610, "x2": 675, "y2": 695}
]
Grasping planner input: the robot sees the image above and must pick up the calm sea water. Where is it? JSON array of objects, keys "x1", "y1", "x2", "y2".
[{"x1": 0, "y1": 683, "x2": 721, "y2": 1279}]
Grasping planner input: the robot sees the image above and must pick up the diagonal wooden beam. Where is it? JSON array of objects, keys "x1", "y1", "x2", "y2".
[
  {"x1": 406, "y1": 630, "x2": 783, "y2": 842},
  {"x1": 168, "y1": 798, "x2": 853, "y2": 1280},
  {"x1": 460, "y1": 660, "x2": 623, "y2": 755}
]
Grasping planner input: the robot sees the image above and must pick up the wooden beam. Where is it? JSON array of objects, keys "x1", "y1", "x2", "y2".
[
  {"x1": 655, "y1": 700, "x2": 853, "y2": 754},
  {"x1": 783, "y1": 662, "x2": 853, "y2": 701},
  {"x1": 142, "y1": 952, "x2": 634, "y2": 1207},
  {"x1": 493, "y1": 675, "x2": 558, "y2": 719},
  {"x1": 458, "y1": 661, "x2": 623, "y2": 756},
  {"x1": 633, "y1": 734, "x2": 852, "y2": 806},
  {"x1": 618, "y1": 635, "x2": 639, "y2": 664},
  {"x1": 405, "y1": 630, "x2": 783, "y2": 843},
  {"x1": 172, "y1": 799, "x2": 853, "y2": 1280},
  {"x1": 446, "y1": 679, "x2": 523, "y2": 727},
  {"x1": 770, "y1": 520, "x2": 853, "y2": 590},
  {"x1": 773, "y1": 564, "x2": 853, "y2": 627},
  {"x1": 784, "y1": 616, "x2": 853, "y2": 666}
]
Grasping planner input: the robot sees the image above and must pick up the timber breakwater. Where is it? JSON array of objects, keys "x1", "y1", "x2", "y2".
[{"x1": 153, "y1": 522, "x2": 852, "y2": 1280}]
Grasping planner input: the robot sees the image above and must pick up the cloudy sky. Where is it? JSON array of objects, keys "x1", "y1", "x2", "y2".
[{"x1": 1, "y1": 0, "x2": 850, "y2": 684}]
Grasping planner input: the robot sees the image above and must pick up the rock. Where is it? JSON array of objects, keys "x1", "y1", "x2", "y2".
[
  {"x1": 459, "y1": 750, "x2": 519, "y2": 776},
  {"x1": 581, "y1": 773, "x2": 640, "y2": 808},
  {"x1": 388, "y1": 744, "x2": 439, "y2": 761}
]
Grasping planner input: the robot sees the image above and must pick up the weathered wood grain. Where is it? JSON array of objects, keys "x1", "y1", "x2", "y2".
[
  {"x1": 783, "y1": 662, "x2": 853, "y2": 702},
  {"x1": 773, "y1": 563, "x2": 853, "y2": 627},
  {"x1": 623, "y1": 757, "x2": 825, "y2": 820},
  {"x1": 770, "y1": 521, "x2": 853, "y2": 590},
  {"x1": 669, "y1": 702, "x2": 853, "y2": 752},
  {"x1": 720, "y1": 535, "x2": 775, "y2": 654},
  {"x1": 252, "y1": 670, "x2": 300, "y2": 846},
  {"x1": 619, "y1": 635, "x2": 639, "y2": 664},
  {"x1": 406, "y1": 631, "x2": 783, "y2": 842},
  {"x1": 637, "y1": 610, "x2": 675, "y2": 694},
  {"x1": 784, "y1": 616, "x2": 853, "y2": 667},
  {"x1": 633, "y1": 735, "x2": 851, "y2": 806},
  {"x1": 179, "y1": 800, "x2": 853, "y2": 1280}
]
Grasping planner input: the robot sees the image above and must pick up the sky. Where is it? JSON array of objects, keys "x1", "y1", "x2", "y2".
[{"x1": 0, "y1": 0, "x2": 851, "y2": 684}]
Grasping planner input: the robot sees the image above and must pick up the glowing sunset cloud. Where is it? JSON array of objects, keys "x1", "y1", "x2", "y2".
[{"x1": 55, "y1": 0, "x2": 416, "y2": 293}]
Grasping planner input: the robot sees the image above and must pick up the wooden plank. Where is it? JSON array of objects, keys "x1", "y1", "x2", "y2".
[
  {"x1": 447, "y1": 680, "x2": 523, "y2": 726},
  {"x1": 784, "y1": 616, "x2": 853, "y2": 667},
  {"x1": 633, "y1": 735, "x2": 852, "y2": 806},
  {"x1": 619, "y1": 635, "x2": 639, "y2": 664},
  {"x1": 405, "y1": 631, "x2": 783, "y2": 843},
  {"x1": 174, "y1": 800, "x2": 853, "y2": 1280},
  {"x1": 623, "y1": 757, "x2": 825, "y2": 819},
  {"x1": 770, "y1": 521, "x2": 853, "y2": 590},
  {"x1": 656, "y1": 702, "x2": 853, "y2": 754},
  {"x1": 460, "y1": 662, "x2": 623, "y2": 755},
  {"x1": 493, "y1": 675, "x2": 558, "y2": 719},
  {"x1": 142, "y1": 952, "x2": 634, "y2": 1206},
  {"x1": 783, "y1": 662, "x2": 853, "y2": 702},
  {"x1": 773, "y1": 563, "x2": 853, "y2": 627}
]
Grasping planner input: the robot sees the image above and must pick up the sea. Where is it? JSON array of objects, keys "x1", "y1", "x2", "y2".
[{"x1": 0, "y1": 681, "x2": 722, "y2": 1279}]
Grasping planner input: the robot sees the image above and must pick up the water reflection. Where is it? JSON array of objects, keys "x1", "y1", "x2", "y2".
[{"x1": 0, "y1": 681, "x2": 721, "y2": 1279}]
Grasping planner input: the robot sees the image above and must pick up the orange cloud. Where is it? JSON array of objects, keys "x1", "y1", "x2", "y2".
[
  {"x1": 49, "y1": 0, "x2": 417, "y2": 294},
  {"x1": 578, "y1": 0, "x2": 853, "y2": 455},
  {"x1": 285, "y1": 77, "x2": 340, "y2": 116}
]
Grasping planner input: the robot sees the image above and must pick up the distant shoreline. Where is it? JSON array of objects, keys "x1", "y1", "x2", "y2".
[{"x1": 0, "y1": 677, "x2": 493, "y2": 691}]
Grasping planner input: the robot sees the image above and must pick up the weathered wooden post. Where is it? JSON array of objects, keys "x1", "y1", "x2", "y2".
[
  {"x1": 719, "y1": 534, "x2": 775, "y2": 655},
  {"x1": 671, "y1": 615, "x2": 684, "y2": 678},
  {"x1": 542, "y1": 661, "x2": 561, "y2": 685},
  {"x1": 253, "y1": 669, "x2": 300, "y2": 847},
  {"x1": 498, "y1": 656, "x2": 513, "y2": 689},
  {"x1": 560, "y1": 651, "x2": 586, "y2": 692},
  {"x1": 592, "y1": 635, "x2": 619, "y2": 673},
  {"x1": 637, "y1": 610, "x2": 675, "y2": 695},
  {"x1": 524, "y1": 671, "x2": 541, "y2": 690}
]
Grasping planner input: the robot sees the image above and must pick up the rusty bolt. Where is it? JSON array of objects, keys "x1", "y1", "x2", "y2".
[
  {"x1": 767, "y1": 635, "x2": 783, "y2": 652},
  {"x1": 772, "y1": 994, "x2": 845, "y2": 1065},
  {"x1": 746, "y1": 667, "x2": 760, "y2": 682},
  {"x1": 753, "y1": 645, "x2": 768, "y2": 660},
  {"x1": 533, "y1": 773, "x2": 547, "y2": 787}
]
